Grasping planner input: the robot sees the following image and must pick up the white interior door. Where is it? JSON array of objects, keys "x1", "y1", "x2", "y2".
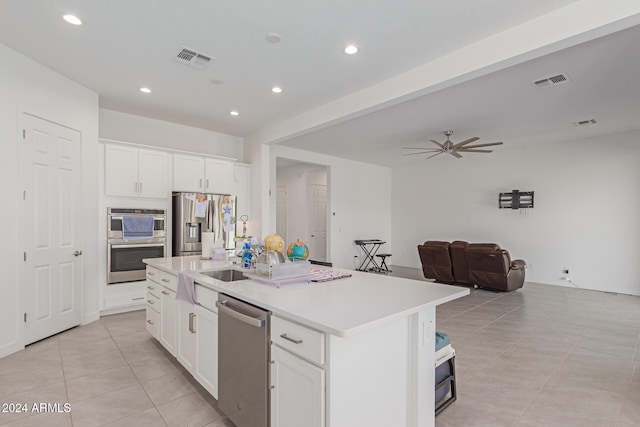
[
  {"x1": 22, "y1": 114, "x2": 82, "y2": 345},
  {"x1": 308, "y1": 184, "x2": 327, "y2": 262},
  {"x1": 276, "y1": 186, "x2": 288, "y2": 245}
]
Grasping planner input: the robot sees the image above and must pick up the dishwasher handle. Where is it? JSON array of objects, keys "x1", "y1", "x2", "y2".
[{"x1": 216, "y1": 300, "x2": 266, "y2": 328}]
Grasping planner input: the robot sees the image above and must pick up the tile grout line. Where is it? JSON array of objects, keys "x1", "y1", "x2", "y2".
[
  {"x1": 511, "y1": 291, "x2": 621, "y2": 426},
  {"x1": 97, "y1": 316, "x2": 170, "y2": 427}
]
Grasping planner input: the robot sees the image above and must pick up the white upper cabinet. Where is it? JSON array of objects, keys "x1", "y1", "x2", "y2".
[
  {"x1": 138, "y1": 149, "x2": 169, "y2": 198},
  {"x1": 105, "y1": 144, "x2": 167, "y2": 198},
  {"x1": 173, "y1": 154, "x2": 234, "y2": 194},
  {"x1": 205, "y1": 158, "x2": 234, "y2": 194},
  {"x1": 173, "y1": 153, "x2": 206, "y2": 192},
  {"x1": 233, "y1": 164, "x2": 251, "y2": 219}
]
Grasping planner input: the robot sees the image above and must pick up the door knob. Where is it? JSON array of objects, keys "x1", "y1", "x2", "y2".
[{"x1": 73, "y1": 250, "x2": 83, "y2": 256}]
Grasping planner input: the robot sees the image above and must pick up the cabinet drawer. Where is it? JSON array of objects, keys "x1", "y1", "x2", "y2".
[
  {"x1": 159, "y1": 271, "x2": 177, "y2": 292},
  {"x1": 146, "y1": 280, "x2": 160, "y2": 298},
  {"x1": 146, "y1": 307, "x2": 159, "y2": 338},
  {"x1": 146, "y1": 292, "x2": 160, "y2": 312},
  {"x1": 146, "y1": 267, "x2": 162, "y2": 284},
  {"x1": 271, "y1": 316, "x2": 325, "y2": 365},
  {"x1": 194, "y1": 284, "x2": 218, "y2": 313}
]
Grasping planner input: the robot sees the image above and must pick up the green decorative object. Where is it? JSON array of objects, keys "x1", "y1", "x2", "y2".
[{"x1": 287, "y1": 239, "x2": 309, "y2": 261}]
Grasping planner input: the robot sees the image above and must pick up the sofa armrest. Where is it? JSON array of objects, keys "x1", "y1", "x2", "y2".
[{"x1": 511, "y1": 259, "x2": 526, "y2": 270}]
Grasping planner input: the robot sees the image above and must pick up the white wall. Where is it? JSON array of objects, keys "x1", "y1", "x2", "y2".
[
  {"x1": 0, "y1": 42, "x2": 100, "y2": 357},
  {"x1": 100, "y1": 109, "x2": 244, "y2": 161},
  {"x1": 392, "y1": 130, "x2": 640, "y2": 295},
  {"x1": 269, "y1": 145, "x2": 392, "y2": 269}
]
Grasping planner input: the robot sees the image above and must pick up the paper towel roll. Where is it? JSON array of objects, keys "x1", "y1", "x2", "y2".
[{"x1": 201, "y1": 232, "x2": 215, "y2": 259}]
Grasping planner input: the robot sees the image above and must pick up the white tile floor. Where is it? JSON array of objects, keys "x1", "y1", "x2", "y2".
[
  {"x1": 1, "y1": 267, "x2": 639, "y2": 426},
  {"x1": 0, "y1": 310, "x2": 232, "y2": 427},
  {"x1": 390, "y1": 266, "x2": 640, "y2": 427}
]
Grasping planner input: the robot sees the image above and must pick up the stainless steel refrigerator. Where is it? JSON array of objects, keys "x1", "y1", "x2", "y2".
[{"x1": 172, "y1": 192, "x2": 237, "y2": 256}]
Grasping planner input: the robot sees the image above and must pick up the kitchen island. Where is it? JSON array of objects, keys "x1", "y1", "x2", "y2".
[{"x1": 144, "y1": 256, "x2": 468, "y2": 427}]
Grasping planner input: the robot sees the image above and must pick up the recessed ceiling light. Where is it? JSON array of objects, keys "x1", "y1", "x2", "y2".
[
  {"x1": 230, "y1": 111, "x2": 239, "y2": 116},
  {"x1": 210, "y1": 79, "x2": 224, "y2": 85},
  {"x1": 139, "y1": 87, "x2": 151, "y2": 94},
  {"x1": 272, "y1": 86, "x2": 283, "y2": 93},
  {"x1": 265, "y1": 33, "x2": 282, "y2": 44},
  {"x1": 344, "y1": 45, "x2": 358, "y2": 55},
  {"x1": 62, "y1": 14, "x2": 82, "y2": 26}
]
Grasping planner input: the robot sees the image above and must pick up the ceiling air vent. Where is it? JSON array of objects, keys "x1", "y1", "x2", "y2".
[
  {"x1": 174, "y1": 47, "x2": 214, "y2": 70},
  {"x1": 572, "y1": 119, "x2": 597, "y2": 127},
  {"x1": 532, "y1": 73, "x2": 570, "y2": 88}
]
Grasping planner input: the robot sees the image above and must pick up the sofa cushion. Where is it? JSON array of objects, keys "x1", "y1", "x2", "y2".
[
  {"x1": 417, "y1": 241, "x2": 454, "y2": 283},
  {"x1": 450, "y1": 241, "x2": 469, "y2": 284}
]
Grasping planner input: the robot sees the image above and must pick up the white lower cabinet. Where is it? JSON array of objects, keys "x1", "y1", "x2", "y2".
[
  {"x1": 271, "y1": 345, "x2": 325, "y2": 427},
  {"x1": 177, "y1": 300, "x2": 197, "y2": 374},
  {"x1": 145, "y1": 304, "x2": 159, "y2": 338},
  {"x1": 271, "y1": 315, "x2": 326, "y2": 427},
  {"x1": 194, "y1": 303, "x2": 218, "y2": 399},
  {"x1": 159, "y1": 287, "x2": 177, "y2": 356}
]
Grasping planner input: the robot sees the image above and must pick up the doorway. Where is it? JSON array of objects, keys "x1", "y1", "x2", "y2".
[
  {"x1": 21, "y1": 113, "x2": 83, "y2": 344},
  {"x1": 275, "y1": 159, "x2": 329, "y2": 263}
]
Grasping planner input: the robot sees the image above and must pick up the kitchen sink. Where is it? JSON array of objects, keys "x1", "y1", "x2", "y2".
[{"x1": 200, "y1": 269, "x2": 247, "y2": 282}]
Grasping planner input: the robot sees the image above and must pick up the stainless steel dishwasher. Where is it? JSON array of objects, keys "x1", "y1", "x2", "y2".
[{"x1": 216, "y1": 293, "x2": 271, "y2": 427}]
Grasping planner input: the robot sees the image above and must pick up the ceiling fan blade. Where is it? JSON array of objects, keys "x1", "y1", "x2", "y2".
[
  {"x1": 459, "y1": 141, "x2": 503, "y2": 149},
  {"x1": 453, "y1": 137, "x2": 479, "y2": 148},
  {"x1": 430, "y1": 139, "x2": 444, "y2": 149},
  {"x1": 426, "y1": 151, "x2": 445, "y2": 159},
  {"x1": 450, "y1": 151, "x2": 463, "y2": 158},
  {"x1": 402, "y1": 150, "x2": 442, "y2": 156},
  {"x1": 402, "y1": 147, "x2": 440, "y2": 150},
  {"x1": 456, "y1": 149, "x2": 492, "y2": 153}
]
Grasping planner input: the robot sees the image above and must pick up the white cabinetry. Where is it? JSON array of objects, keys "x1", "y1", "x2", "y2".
[
  {"x1": 158, "y1": 271, "x2": 178, "y2": 356},
  {"x1": 195, "y1": 303, "x2": 219, "y2": 399},
  {"x1": 271, "y1": 316, "x2": 325, "y2": 427},
  {"x1": 173, "y1": 153, "x2": 205, "y2": 192},
  {"x1": 173, "y1": 281, "x2": 219, "y2": 399},
  {"x1": 173, "y1": 154, "x2": 234, "y2": 194},
  {"x1": 233, "y1": 163, "x2": 251, "y2": 220},
  {"x1": 177, "y1": 300, "x2": 197, "y2": 374},
  {"x1": 105, "y1": 144, "x2": 167, "y2": 198},
  {"x1": 271, "y1": 345, "x2": 325, "y2": 427},
  {"x1": 145, "y1": 271, "x2": 161, "y2": 339},
  {"x1": 205, "y1": 158, "x2": 234, "y2": 194}
]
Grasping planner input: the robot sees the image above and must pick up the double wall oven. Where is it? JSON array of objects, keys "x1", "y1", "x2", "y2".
[{"x1": 107, "y1": 208, "x2": 167, "y2": 284}]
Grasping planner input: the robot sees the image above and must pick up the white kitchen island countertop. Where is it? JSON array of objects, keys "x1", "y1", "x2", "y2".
[{"x1": 144, "y1": 256, "x2": 469, "y2": 337}]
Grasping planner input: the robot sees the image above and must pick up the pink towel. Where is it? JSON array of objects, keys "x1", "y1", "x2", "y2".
[{"x1": 176, "y1": 271, "x2": 198, "y2": 305}]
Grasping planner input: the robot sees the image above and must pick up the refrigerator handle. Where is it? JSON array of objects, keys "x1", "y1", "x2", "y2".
[{"x1": 206, "y1": 198, "x2": 213, "y2": 232}]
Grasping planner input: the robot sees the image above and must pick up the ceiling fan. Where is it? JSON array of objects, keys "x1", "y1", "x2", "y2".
[{"x1": 403, "y1": 130, "x2": 503, "y2": 159}]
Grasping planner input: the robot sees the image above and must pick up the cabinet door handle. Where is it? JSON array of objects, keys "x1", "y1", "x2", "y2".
[
  {"x1": 148, "y1": 272, "x2": 155, "y2": 276},
  {"x1": 161, "y1": 278, "x2": 170, "y2": 283},
  {"x1": 147, "y1": 320, "x2": 154, "y2": 325},
  {"x1": 199, "y1": 178, "x2": 203, "y2": 188},
  {"x1": 147, "y1": 299, "x2": 154, "y2": 304},
  {"x1": 189, "y1": 312, "x2": 196, "y2": 333},
  {"x1": 280, "y1": 333, "x2": 303, "y2": 344},
  {"x1": 206, "y1": 179, "x2": 209, "y2": 189},
  {"x1": 147, "y1": 286, "x2": 154, "y2": 290},
  {"x1": 161, "y1": 290, "x2": 170, "y2": 295},
  {"x1": 139, "y1": 182, "x2": 143, "y2": 193}
]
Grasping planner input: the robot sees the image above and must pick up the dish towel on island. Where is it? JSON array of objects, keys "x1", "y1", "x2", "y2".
[
  {"x1": 176, "y1": 271, "x2": 198, "y2": 305},
  {"x1": 122, "y1": 216, "x2": 154, "y2": 241}
]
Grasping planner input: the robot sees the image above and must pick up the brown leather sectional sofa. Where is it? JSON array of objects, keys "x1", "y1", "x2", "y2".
[{"x1": 417, "y1": 240, "x2": 525, "y2": 291}]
